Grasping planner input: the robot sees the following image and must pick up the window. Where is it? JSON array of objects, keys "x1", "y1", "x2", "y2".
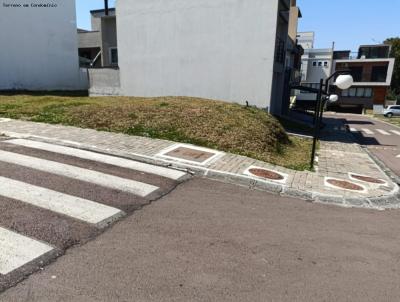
[
  {"x1": 275, "y1": 37, "x2": 286, "y2": 64},
  {"x1": 356, "y1": 88, "x2": 365, "y2": 97},
  {"x1": 324, "y1": 61, "x2": 329, "y2": 67},
  {"x1": 349, "y1": 66, "x2": 363, "y2": 82},
  {"x1": 341, "y1": 87, "x2": 373, "y2": 98},
  {"x1": 109, "y1": 47, "x2": 118, "y2": 65},
  {"x1": 312, "y1": 61, "x2": 317, "y2": 67},
  {"x1": 371, "y1": 66, "x2": 388, "y2": 82},
  {"x1": 318, "y1": 61, "x2": 322, "y2": 67},
  {"x1": 364, "y1": 88, "x2": 373, "y2": 98}
]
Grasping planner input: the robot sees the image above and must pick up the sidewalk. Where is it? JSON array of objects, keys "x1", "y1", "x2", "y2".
[{"x1": 0, "y1": 118, "x2": 398, "y2": 209}]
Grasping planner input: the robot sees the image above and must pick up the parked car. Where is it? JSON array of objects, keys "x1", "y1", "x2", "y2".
[{"x1": 383, "y1": 105, "x2": 400, "y2": 118}]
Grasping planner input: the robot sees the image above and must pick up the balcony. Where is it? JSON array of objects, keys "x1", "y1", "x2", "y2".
[{"x1": 334, "y1": 58, "x2": 395, "y2": 86}]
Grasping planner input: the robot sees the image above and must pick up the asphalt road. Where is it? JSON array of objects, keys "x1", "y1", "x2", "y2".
[
  {"x1": 2, "y1": 135, "x2": 400, "y2": 301},
  {"x1": 327, "y1": 114, "x2": 400, "y2": 178},
  {"x1": 2, "y1": 177, "x2": 400, "y2": 302}
]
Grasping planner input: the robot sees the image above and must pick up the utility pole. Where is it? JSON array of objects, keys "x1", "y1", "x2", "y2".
[{"x1": 104, "y1": 0, "x2": 109, "y2": 16}]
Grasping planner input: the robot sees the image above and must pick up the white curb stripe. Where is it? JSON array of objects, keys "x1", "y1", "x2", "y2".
[
  {"x1": 0, "y1": 227, "x2": 53, "y2": 275},
  {"x1": 361, "y1": 128, "x2": 374, "y2": 135},
  {"x1": 0, "y1": 150, "x2": 158, "y2": 197},
  {"x1": 7, "y1": 139, "x2": 187, "y2": 180},
  {"x1": 0, "y1": 177, "x2": 124, "y2": 228},
  {"x1": 390, "y1": 130, "x2": 400, "y2": 136},
  {"x1": 349, "y1": 128, "x2": 358, "y2": 132},
  {"x1": 376, "y1": 129, "x2": 390, "y2": 135}
]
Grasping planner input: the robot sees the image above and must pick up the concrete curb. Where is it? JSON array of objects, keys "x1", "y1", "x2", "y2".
[{"x1": 1, "y1": 130, "x2": 399, "y2": 210}]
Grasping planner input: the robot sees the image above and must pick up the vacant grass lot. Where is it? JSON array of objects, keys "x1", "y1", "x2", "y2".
[{"x1": 0, "y1": 94, "x2": 313, "y2": 170}]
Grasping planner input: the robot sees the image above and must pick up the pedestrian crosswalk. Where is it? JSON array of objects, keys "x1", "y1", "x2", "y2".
[
  {"x1": 0, "y1": 227, "x2": 53, "y2": 275},
  {"x1": 0, "y1": 138, "x2": 187, "y2": 289},
  {"x1": 0, "y1": 150, "x2": 158, "y2": 197},
  {"x1": 0, "y1": 177, "x2": 124, "y2": 228},
  {"x1": 349, "y1": 127, "x2": 400, "y2": 137}
]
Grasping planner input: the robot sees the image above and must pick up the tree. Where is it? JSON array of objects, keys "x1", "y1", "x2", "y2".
[{"x1": 384, "y1": 37, "x2": 400, "y2": 100}]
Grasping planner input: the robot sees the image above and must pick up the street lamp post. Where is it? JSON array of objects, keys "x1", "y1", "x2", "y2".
[
  {"x1": 309, "y1": 71, "x2": 354, "y2": 169},
  {"x1": 290, "y1": 71, "x2": 353, "y2": 170}
]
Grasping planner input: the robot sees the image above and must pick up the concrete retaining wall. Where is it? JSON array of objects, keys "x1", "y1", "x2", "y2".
[{"x1": 88, "y1": 68, "x2": 121, "y2": 96}]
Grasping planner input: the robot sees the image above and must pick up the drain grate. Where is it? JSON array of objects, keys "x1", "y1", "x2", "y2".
[
  {"x1": 349, "y1": 174, "x2": 386, "y2": 184},
  {"x1": 326, "y1": 179, "x2": 364, "y2": 191},
  {"x1": 248, "y1": 168, "x2": 284, "y2": 180}
]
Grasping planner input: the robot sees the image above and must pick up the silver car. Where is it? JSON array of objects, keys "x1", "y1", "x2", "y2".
[{"x1": 383, "y1": 105, "x2": 400, "y2": 118}]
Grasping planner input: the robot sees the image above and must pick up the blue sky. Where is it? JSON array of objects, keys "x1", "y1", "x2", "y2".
[
  {"x1": 76, "y1": 0, "x2": 400, "y2": 52},
  {"x1": 76, "y1": 0, "x2": 115, "y2": 30},
  {"x1": 297, "y1": 0, "x2": 400, "y2": 51}
]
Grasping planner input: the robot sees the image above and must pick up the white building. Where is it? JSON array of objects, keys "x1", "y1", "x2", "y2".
[
  {"x1": 110, "y1": 0, "x2": 301, "y2": 115},
  {"x1": 0, "y1": 0, "x2": 86, "y2": 90},
  {"x1": 294, "y1": 32, "x2": 334, "y2": 104}
]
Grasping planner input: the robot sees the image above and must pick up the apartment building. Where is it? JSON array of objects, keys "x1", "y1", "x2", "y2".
[{"x1": 331, "y1": 45, "x2": 395, "y2": 113}]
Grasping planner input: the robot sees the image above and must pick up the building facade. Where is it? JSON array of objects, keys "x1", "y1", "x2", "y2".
[
  {"x1": 331, "y1": 45, "x2": 395, "y2": 113},
  {"x1": 0, "y1": 0, "x2": 86, "y2": 90},
  {"x1": 294, "y1": 34, "x2": 395, "y2": 114},
  {"x1": 294, "y1": 32, "x2": 334, "y2": 107},
  {"x1": 78, "y1": 8, "x2": 118, "y2": 68},
  {"x1": 109, "y1": 0, "x2": 300, "y2": 115}
]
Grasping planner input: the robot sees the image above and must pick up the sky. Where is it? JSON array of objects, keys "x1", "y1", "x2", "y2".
[
  {"x1": 76, "y1": 0, "x2": 115, "y2": 30},
  {"x1": 297, "y1": 0, "x2": 400, "y2": 51},
  {"x1": 76, "y1": 0, "x2": 400, "y2": 52}
]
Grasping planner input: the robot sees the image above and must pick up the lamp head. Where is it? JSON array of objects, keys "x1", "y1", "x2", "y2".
[
  {"x1": 328, "y1": 94, "x2": 339, "y2": 103},
  {"x1": 335, "y1": 74, "x2": 354, "y2": 90}
]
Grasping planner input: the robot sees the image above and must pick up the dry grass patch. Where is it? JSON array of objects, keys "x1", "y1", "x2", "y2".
[{"x1": 0, "y1": 95, "x2": 313, "y2": 170}]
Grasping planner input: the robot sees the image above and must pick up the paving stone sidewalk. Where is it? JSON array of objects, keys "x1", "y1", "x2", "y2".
[{"x1": 0, "y1": 118, "x2": 398, "y2": 209}]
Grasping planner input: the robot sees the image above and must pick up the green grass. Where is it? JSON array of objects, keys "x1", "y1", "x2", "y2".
[{"x1": 0, "y1": 94, "x2": 315, "y2": 170}]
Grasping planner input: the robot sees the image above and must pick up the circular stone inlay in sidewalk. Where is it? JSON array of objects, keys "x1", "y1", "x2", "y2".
[
  {"x1": 248, "y1": 168, "x2": 284, "y2": 180},
  {"x1": 349, "y1": 174, "x2": 386, "y2": 184},
  {"x1": 326, "y1": 179, "x2": 364, "y2": 191}
]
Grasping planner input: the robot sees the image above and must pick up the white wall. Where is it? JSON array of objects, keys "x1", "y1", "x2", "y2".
[
  {"x1": 0, "y1": 0, "x2": 85, "y2": 90},
  {"x1": 117, "y1": 0, "x2": 279, "y2": 109}
]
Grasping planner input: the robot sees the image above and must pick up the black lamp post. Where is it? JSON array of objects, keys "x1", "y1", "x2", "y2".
[{"x1": 291, "y1": 70, "x2": 353, "y2": 170}]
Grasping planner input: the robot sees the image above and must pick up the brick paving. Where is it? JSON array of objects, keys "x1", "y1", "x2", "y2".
[{"x1": 0, "y1": 118, "x2": 398, "y2": 209}]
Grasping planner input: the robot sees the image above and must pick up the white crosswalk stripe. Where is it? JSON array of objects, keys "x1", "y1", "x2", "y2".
[
  {"x1": 6, "y1": 139, "x2": 187, "y2": 180},
  {"x1": 361, "y1": 128, "x2": 374, "y2": 135},
  {"x1": 390, "y1": 130, "x2": 400, "y2": 136},
  {"x1": 0, "y1": 150, "x2": 158, "y2": 197},
  {"x1": 0, "y1": 177, "x2": 124, "y2": 228},
  {"x1": 376, "y1": 129, "x2": 390, "y2": 135},
  {"x1": 0, "y1": 227, "x2": 53, "y2": 275},
  {"x1": 349, "y1": 128, "x2": 358, "y2": 132},
  {"x1": 0, "y1": 140, "x2": 185, "y2": 279}
]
